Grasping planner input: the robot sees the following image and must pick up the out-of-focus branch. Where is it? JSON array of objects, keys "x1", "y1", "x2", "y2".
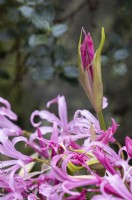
[
  {"x1": 87, "y1": 0, "x2": 99, "y2": 11},
  {"x1": 55, "y1": 0, "x2": 99, "y2": 27},
  {"x1": 55, "y1": 1, "x2": 88, "y2": 23}
]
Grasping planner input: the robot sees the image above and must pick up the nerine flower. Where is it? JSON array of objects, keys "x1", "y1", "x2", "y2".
[
  {"x1": 125, "y1": 136, "x2": 132, "y2": 158},
  {"x1": 99, "y1": 174, "x2": 132, "y2": 200},
  {"x1": 50, "y1": 154, "x2": 100, "y2": 198},
  {"x1": 30, "y1": 95, "x2": 103, "y2": 155},
  {"x1": 0, "y1": 129, "x2": 33, "y2": 199},
  {"x1": 0, "y1": 95, "x2": 131, "y2": 199},
  {"x1": 0, "y1": 130, "x2": 32, "y2": 163},
  {"x1": 0, "y1": 97, "x2": 22, "y2": 135},
  {"x1": 78, "y1": 28, "x2": 105, "y2": 113}
]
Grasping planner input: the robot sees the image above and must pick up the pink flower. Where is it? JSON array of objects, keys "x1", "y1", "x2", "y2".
[
  {"x1": 125, "y1": 136, "x2": 132, "y2": 158},
  {"x1": 31, "y1": 95, "x2": 68, "y2": 130},
  {"x1": 50, "y1": 153, "x2": 100, "y2": 197},
  {"x1": 97, "y1": 119, "x2": 119, "y2": 144},
  {"x1": 0, "y1": 131, "x2": 32, "y2": 163},
  {"x1": 92, "y1": 195, "x2": 124, "y2": 200},
  {"x1": 27, "y1": 193, "x2": 38, "y2": 200},
  {"x1": 103, "y1": 174, "x2": 132, "y2": 200},
  {"x1": 30, "y1": 95, "x2": 102, "y2": 154},
  {"x1": 0, "y1": 167, "x2": 26, "y2": 199},
  {"x1": 0, "y1": 97, "x2": 22, "y2": 135},
  {"x1": 65, "y1": 189, "x2": 87, "y2": 200},
  {"x1": 93, "y1": 147, "x2": 117, "y2": 175}
]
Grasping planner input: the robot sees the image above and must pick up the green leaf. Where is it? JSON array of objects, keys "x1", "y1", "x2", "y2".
[
  {"x1": 29, "y1": 34, "x2": 48, "y2": 47},
  {"x1": 32, "y1": 67, "x2": 54, "y2": 81},
  {"x1": 113, "y1": 49, "x2": 129, "y2": 61},
  {"x1": 52, "y1": 24, "x2": 68, "y2": 38},
  {"x1": 54, "y1": 45, "x2": 66, "y2": 67},
  {"x1": 19, "y1": 6, "x2": 34, "y2": 18},
  {"x1": 22, "y1": 0, "x2": 43, "y2": 5},
  {"x1": 63, "y1": 66, "x2": 78, "y2": 79},
  {"x1": 42, "y1": 67, "x2": 54, "y2": 80},
  {"x1": 16, "y1": 0, "x2": 25, "y2": 3},
  {"x1": 31, "y1": 15, "x2": 50, "y2": 31},
  {"x1": 42, "y1": 6, "x2": 56, "y2": 22},
  {"x1": 26, "y1": 56, "x2": 37, "y2": 68},
  {"x1": 113, "y1": 63, "x2": 127, "y2": 76},
  {"x1": 0, "y1": 30, "x2": 15, "y2": 41},
  {"x1": 0, "y1": 0, "x2": 6, "y2": 4}
]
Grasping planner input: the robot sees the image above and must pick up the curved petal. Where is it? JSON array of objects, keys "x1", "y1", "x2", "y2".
[
  {"x1": 74, "y1": 109, "x2": 100, "y2": 130},
  {"x1": 47, "y1": 95, "x2": 68, "y2": 129},
  {"x1": 30, "y1": 110, "x2": 60, "y2": 128}
]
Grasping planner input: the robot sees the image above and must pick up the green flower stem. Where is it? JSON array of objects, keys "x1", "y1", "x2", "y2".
[
  {"x1": 33, "y1": 157, "x2": 50, "y2": 165},
  {"x1": 97, "y1": 111, "x2": 106, "y2": 130},
  {"x1": 23, "y1": 130, "x2": 31, "y2": 138}
]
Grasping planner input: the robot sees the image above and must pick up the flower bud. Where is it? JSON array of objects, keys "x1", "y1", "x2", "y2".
[{"x1": 78, "y1": 28, "x2": 105, "y2": 113}]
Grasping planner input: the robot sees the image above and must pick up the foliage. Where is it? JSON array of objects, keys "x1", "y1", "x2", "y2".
[{"x1": 0, "y1": 0, "x2": 78, "y2": 83}]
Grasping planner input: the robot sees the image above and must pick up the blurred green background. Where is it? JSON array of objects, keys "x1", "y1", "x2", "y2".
[{"x1": 0, "y1": 0, "x2": 132, "y2": 143}]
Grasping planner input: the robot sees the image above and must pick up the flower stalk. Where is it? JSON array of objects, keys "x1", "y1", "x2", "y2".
[{"x1": 97, "y1": 111, "x2": 106, "y2": 130}]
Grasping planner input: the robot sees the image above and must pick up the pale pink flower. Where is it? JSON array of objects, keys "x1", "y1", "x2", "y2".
[
  {"x1": 0, "y1": 97, "x2": 22, "y2": 135},
  {"x1": 125, "y1": 136, "x2": 132, "y2": 158}
]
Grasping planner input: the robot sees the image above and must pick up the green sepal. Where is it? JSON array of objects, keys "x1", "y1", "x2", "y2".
[
  {"x1": 93, "y1": 27, "x2": 105, "y2": 113},
  {"x1": 67, "y1": 161, "x2": 82, "y2": 173}
]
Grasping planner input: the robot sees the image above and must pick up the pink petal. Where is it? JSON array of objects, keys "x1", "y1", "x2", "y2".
[
  {"x1": 30, "y1": 110, "x2": 60, "y2": 128},
  {"x1": 47, "y1": 95, "x2": 68, "y2": 129},
  {"x1": 125, "y1": 136, "x2": 132, "y2": 158},
  {"x1": 74, "y1": 109, "x2": 100, "y2": 130},
  {"x1": 103, "y1": 97, "x2": 108, "y2": 109},
  {"x1": 0, "y1": 116, "x2": 22, "y2": 133},
  {"x1": 106, "y1": 175, "x2": 132, "y2": 200}
]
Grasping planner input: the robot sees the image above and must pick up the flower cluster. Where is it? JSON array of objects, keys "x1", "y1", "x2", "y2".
[
  {"x1": 0, "y1": 95, "x2": 132, "y2": 200},
  {"x1": 0, "y1": 28, "x2": 132, "y2": 200}
]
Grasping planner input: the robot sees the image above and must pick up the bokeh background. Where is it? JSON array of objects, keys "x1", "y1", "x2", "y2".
[{"x1": 0, "y1": 0, "x2": 132, "y2": 143}]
